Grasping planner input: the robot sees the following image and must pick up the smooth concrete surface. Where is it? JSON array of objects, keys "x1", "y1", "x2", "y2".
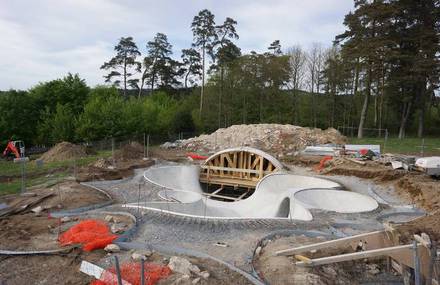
[{"x1": 125, "y1": 165, "x2": 379, "y2": 221}]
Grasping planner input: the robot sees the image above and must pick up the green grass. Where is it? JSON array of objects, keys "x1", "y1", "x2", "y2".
[
  {"x1": 348, "y1": 137, "x2": 440, "y2": 155},
  {"x1": 0, "y1": 150, "x2": 112, "y2": 195},
  {"x1": 0, "y1": 172, "x2": 69, "y2": 196}
]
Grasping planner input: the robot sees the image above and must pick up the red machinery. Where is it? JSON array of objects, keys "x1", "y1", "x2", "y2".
[{"x1": 2, "y1": 140, "x2": 25, "y2": 160}]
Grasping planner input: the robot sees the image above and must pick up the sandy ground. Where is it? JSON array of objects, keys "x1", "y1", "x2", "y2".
[{"x1": 0, "y1": 148, "x2": 438, "y2": 284}]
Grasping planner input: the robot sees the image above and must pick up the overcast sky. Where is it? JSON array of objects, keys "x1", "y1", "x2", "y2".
[{"x1": 0, "y1": 0, "x2": 354, "y2": 90}]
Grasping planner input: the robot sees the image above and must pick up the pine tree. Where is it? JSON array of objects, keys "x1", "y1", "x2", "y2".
[
  {"x1": 101, "y1": 37, "x2": 141, "y2": 97},
  {"x1": 191, "y1": 9, "x2": 217, "y2": 120}
]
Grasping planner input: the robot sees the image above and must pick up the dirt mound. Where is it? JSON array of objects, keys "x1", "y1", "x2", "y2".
[
  {"x1": 115, "y1": 141, "x2": 144, "y2": 160},
  {"x1": 39, "y1": 142, "x2": 88, "y2": 162},
  {"x1": 167, "y1": 124, "x2": 346, "y2": 156}
]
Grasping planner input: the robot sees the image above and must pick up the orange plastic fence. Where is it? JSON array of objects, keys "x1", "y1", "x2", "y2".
[
  {"x1": 59, "y1": 219, "x2": 117, "y2": 251},
  {"x1": 186, "y1": 152, "x2": 208, "y2": 160},
  {"x1": 314, "y1": 155, "x2": 333, "y2": 172},
  {"x1": 91, "y1": 262, "x2": 172, "y2": 285}
]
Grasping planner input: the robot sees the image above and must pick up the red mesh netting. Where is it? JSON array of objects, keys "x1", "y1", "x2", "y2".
[
  {"x1": 90, "y1": 262, "x2": 172, "y2": 285},
  {"x1": 59, "y1": 219, "x2": 118, "y2": 251}
]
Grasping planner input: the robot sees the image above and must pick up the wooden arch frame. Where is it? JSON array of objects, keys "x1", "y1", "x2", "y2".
[{"x1": 199, "y1": 147, "x2": 283, "y2": 189}]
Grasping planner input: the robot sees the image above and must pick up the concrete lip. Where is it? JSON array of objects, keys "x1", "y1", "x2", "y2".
[{"x1": 123, "y1": 165, "x2": 379, "y2": 221}]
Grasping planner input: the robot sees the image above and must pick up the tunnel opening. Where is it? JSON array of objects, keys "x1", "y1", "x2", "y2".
[{"x1": 200, "y1": 182, "x2": 256, "y2": 202}]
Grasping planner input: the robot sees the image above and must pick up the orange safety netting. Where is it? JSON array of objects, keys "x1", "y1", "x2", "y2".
[
  {"x1": 90, "y1": 262, "x2": 172, "y2": 285},
  {"x1": 314, "y1": 155, "x2": 333, "y2": 172},
  {"x1": 59, "y1": 219, "x2": 118, "y2": 251}
]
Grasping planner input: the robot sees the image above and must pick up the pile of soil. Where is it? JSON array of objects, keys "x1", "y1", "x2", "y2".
[
  {"x1": 322, "y1": 161, "x2": 406, "y2": 182},
  {"x1": 165, "y1": 124, "x2": 346, "y2": 156},
  {"x1": 397, "y1": 211, "x2": 440, "y2": 242},
  {"x1": 115, "y1": 141, "x2": 144, "y2": 160},
  {"x1": 39, "y1": 142, "x2": 88, "y2": 162},
  {"x1": 76, "y1": 159, "x2": 154, "y2": 182}
]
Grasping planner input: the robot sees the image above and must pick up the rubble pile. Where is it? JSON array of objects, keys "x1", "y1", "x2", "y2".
[{"x1": 164, "y1": 124, "x2": 346, "y2": 156}]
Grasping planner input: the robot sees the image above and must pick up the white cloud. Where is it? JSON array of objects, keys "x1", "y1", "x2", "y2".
[{"x1": 0, "y1": 0, "x2": 353, "y2": 90}]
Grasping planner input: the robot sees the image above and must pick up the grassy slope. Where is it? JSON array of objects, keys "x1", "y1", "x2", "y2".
[
  {"x1": 348, "y1": 137, "x2": 440, "y2": 156},
  {"x1": 0, "y1": 150, "x2": 111, "y2": 195}
]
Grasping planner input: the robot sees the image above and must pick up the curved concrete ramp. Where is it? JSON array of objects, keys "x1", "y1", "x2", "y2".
[
  {"x1": 294, "y1": 189, "x2": 378, "y2": 213},
  {"x1": 126, "y1": 165, "x2": 379, "y2": 221}
]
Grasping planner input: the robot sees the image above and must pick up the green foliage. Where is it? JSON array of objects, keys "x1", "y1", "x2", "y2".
[
  {"x1": 29, "y1": 73, "x2": 89, "y2": 115},
  {"x1": 0, "y1": 90, "x2": 38, "y2": 145},
  {"x1": 76, "y1": 87, "x2": 125, "y2": 140},
  {"x1": 37, "y1": 104, "x2": 75, "y2": 144}
]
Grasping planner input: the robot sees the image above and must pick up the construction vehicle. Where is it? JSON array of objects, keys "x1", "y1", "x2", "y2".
[{"x1": 2, "y1": 140, "x2": 25, "y2": 161}]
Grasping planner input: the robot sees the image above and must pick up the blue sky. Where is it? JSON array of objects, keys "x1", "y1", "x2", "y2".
[{"x1": 0, "y1": 0, "x2": 354, "y2": 90}]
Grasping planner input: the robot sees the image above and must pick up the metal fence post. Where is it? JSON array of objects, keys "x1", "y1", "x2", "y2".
[
  {"x1": 114, "y1": 255, "x2": 123, "y2": 285},
  {"x1": 112, "y1": 137, "x2": 115, "y2": 167},
  {"x1": 73, "y1": 155, "x2": 77, "y2": 180},
  {"x1": 20, "y1": 159, "x2": 26, "y2": 194},
  {"x1": 137, "y1": 183, "x2": 141, "y2": 217},
  {"x1": 141, "y1": 258, "x2": 145, "y2": 285},
  {"x1": 384, "y1": 129, "x2": 388, "y2": 154},
  {"x1": 146, "y1": 134, "x2": 150, "y2": 158},
  {"x1": 143, "y1": 133, "x2": 146, "y2": 158}
]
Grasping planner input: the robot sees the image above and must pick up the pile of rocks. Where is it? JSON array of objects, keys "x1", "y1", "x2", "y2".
[{"x1": 164, "y1": 124, "x2": 346, "y2": 157}]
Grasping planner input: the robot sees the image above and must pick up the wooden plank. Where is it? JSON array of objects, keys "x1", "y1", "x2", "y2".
[
  {"x1": 275, "y1": 230, "x2": 386, "y2": 256},
  {"x1": 294, "y1": 255, "x2": 311, "y2": 264},
  {"x1": 237, "y1": 190, "x2": 249, "y2": 200},
  {"x1": 225, "y1": 153, "x2": 234, "y2": 168},
  {"x1": 267, "y1": 162, "x2": 273, "y2": 172},
  {"x1": 211, "y1": 187, "x2": 224, "y2": 195},
  {"x1": 251, "y1": 156, "x2": 260, "y2": 169},
  {"x1": 200, "y1": 165, "x2": 272, "y2": 175},
  {"x1": 202, "y1": 193, "x2": 239, "y2": 201},
  {"x1": 296, "y1": 244, "x2": 416, "y2": 267},
  {"x1": 233, "y1": 152, "x2": 238, "y2": 172},
  {"x1": 199, "y1": 175, "x2": 257, "y2": 188},
  {"x1": 259, "y1": 157, "x2": 264, "y2": 178}
]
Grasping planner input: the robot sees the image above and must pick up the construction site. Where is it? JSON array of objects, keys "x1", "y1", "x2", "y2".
[{"x1": 0, "y1": 123, "x2": 439, "y2": 284}]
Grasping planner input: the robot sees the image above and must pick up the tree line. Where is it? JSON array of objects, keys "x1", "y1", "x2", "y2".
[{"x1": 1, "y1": 3, "x2": 440, "y2": 146}]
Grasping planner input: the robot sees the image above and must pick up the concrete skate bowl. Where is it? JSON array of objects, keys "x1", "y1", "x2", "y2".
[
  {"x1": 125, "y1": 148, "x2": 378, "y2": 221},
  {"x1": 125, "y1": 147, "x2": 378, "y2": 221}
]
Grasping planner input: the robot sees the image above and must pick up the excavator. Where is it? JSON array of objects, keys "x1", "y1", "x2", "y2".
[{"x1": 2, "y1": 140, "x2": 25, "y2": 160}]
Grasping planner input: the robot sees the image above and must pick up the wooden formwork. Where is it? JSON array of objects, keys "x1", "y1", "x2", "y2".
[{"x1": 199, "y1": 148, "x2": 282, "y2": 193}]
